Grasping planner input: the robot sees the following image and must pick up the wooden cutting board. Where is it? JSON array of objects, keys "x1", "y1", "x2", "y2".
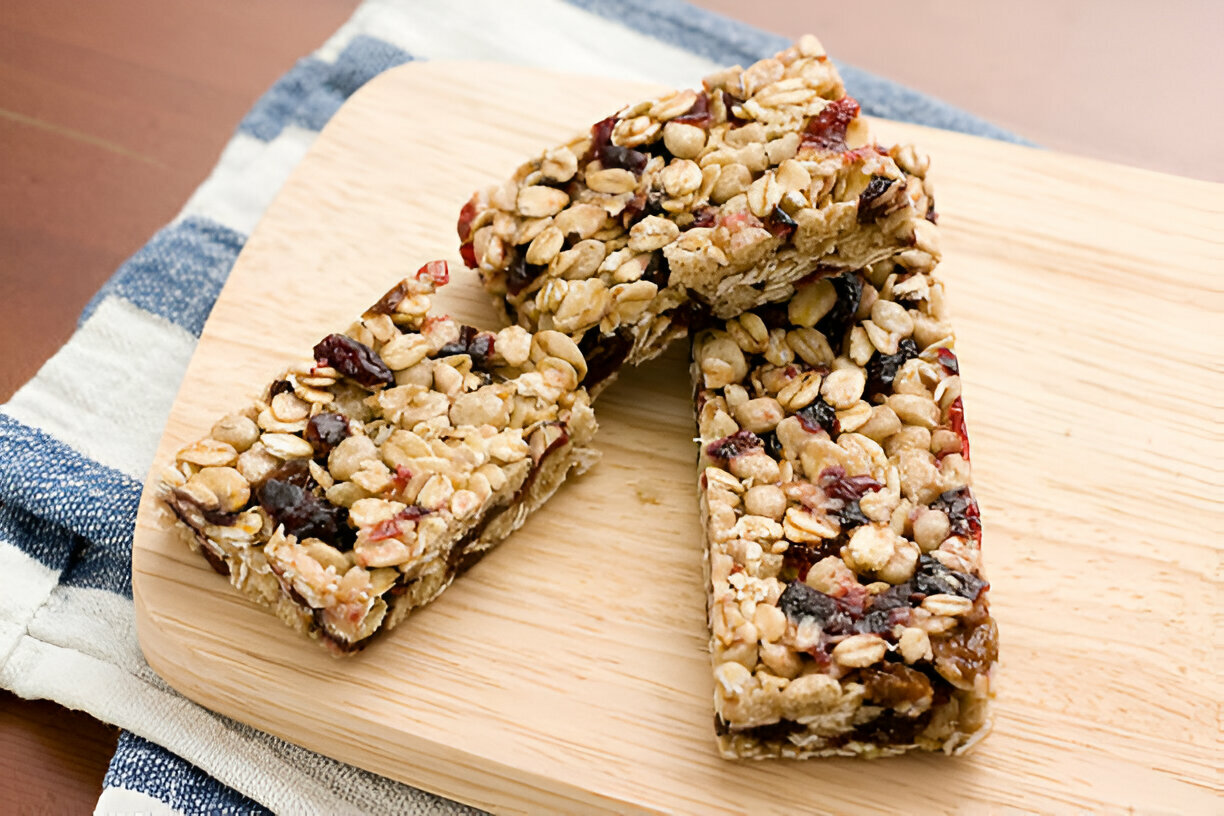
[{"x1": 132, "y1": 61, "x2": 1223, "y2": 815}]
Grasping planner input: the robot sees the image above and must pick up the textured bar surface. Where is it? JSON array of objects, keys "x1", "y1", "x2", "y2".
[
  {"x1": 458, "y1": 36, "x2": 939, "y2": 392},
  {"x1": 161, "y1": 264, "x2": 599, "y2": 654},
  {"x1": 693, "y1": 253, "x2": 995, "y2": 758}
]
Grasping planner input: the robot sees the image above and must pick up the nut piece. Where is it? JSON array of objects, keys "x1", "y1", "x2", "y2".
[{"x1": 843, "y1": 523, "x2": 896, "y2": 572}]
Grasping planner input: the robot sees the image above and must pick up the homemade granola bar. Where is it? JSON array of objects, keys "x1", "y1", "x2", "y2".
[
  {"x1": 458, "y1": 35, "x2": 939, "y2": 391},
  {"x1": 161, "y1": 263, "x2": 599, "y2": 655},
  {"x1": 693, "y1": 255, "x2": 995, "y2": 758}
]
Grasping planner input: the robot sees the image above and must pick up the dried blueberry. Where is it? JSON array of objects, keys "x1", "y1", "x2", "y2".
[
  {"x1": 835, "y1": 499, "x2": 870, "y2": 529},
  {"x1": 856, "y1": 175, "x2": 895, "y2": 224},
  {"x1": 814, "y1": 273, "x2": 863, "y2": 350},
  {"x1": 795, "y1": 396, "x2": 839, "y2": 435},
  {"x1": 438, "y1": 325, "x2": 496, "y2": 369},
  {"x1": 865, "y1": 338, "x2": 919, "y2": 398},
  {"x1": 912, "y1": 554, "x2": 985, "y2": 601},
  {"x1": 504, "y1": 253, "x2": 548, "y2": 296},
  {"x1": 933, "y1": 487, "x2": 981, "y2": 541},
  {"x1": 313, "y1": 334, "x2": 394, "y2": 389},
  {"x1": 758, "y1": 430, "x2": 784, "y2": 460},
  {"x1": 305, "y1": 412, "x2": 350, "y2": 457},
  {"x1": 765, "y1": 205, "x2": 797, "y2": 239},
  {"x1": 269, "y1": 379, "x2": 293, "y2": 398},
  {"x1": 257, "y1": 477, "x2": 351, "y2": 548},
  {"x1": 778, "y1": 581, "x2": 855, "y2": 634},
  {"x1": 706, "y1": 429, "x2": 762, "y2": 462}
]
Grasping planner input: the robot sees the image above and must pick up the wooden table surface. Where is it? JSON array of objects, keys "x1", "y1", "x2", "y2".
[{"x1": 1, "y1": 1, "x2": 1217, "y2": 812}]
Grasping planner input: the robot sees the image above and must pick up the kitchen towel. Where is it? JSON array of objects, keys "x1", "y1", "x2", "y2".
[{"x1": 0, "y1": 1, "x2": 1026, "y2": 813}]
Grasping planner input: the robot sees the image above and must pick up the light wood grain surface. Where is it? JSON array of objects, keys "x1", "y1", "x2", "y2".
[{"x1": 131, "y1": 62, "x2": 1222, "y2": 815}]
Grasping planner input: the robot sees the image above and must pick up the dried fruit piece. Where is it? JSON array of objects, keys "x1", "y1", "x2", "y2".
[{"x1": 314, "y1": 334, "x2": 394, "y2": 389}]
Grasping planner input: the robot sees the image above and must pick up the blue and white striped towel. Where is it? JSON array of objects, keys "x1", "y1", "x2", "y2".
[{"x1": 0, "y1": 1, "x2": 1025, "y2": 813}]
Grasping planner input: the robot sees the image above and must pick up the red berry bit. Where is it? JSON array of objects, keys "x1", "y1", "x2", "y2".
[
  {"x1": 456, "y1": 197, "x2": 478, "y2": 243},
  {"x1": 313, "y1": 333, "x2": 394, "y2": 389},
  {"x1": 801, "y1": 96, "x2": 861, "y2": 152},
  {"x1": 367, "y1": 505, "x2": 426, "y2": 541},
  {"x1": 947, "y1": 396, "x2": 970, "y2": 461},
  {"x1": 416, "y1": 260, "x2": 449, "y2": 286},
  {"x1": 818, "y1": 466, "x2": 883, "y2": 503},
  {"x1": 672, "y1": 92, "x2": 713, "y2": 127},
  {"x1": 705, "y1": 429, "x2": 762, "y2": 463},
  {"x1": 366, "y1": 280, "x2": 411, "y2": 316},
  {"x1": 937, "y1": 347, "x2": 960, "y2": 376}
]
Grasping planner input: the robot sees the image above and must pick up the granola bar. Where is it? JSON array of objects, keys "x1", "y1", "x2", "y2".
[
  {"x1": 693, "y1": 255, "x2": 995, "y2": 758},
  {"x1": 161, "y1": 262, "x2": 599, "y2": 655},
  {"x1": 458, "y1": 35, "x2": 939, "y2": 392}
]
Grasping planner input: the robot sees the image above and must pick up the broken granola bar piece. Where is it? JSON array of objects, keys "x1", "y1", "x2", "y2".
[
  {"x1": 693, "y1": 257, "x2": 994, "y2": 758},
  {"x1": 161, "y1": 262, "x2": 599, "y2": 655},
  {"x1": 459, "y1": 35, "x2": 939, "y2": 392}
]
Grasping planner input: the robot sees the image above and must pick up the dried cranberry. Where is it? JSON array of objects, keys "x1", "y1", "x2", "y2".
[
  {"x1": 313, "y1": 334, "x2": 394, "y2": 389},
  {"x1": 782, "y1": 539, "x2": 841, "y2": 582},
  {"x1": 269, "y1": 379, "x2": 293, "y2": 398},
  {"x1": 602, "y1": 143, "x2": 648, "y2": 174},
  {"x1": 795, "y1": 396, "x2": 839, "y2": 435},
  {"x1": 856, "y1": 175, "x2": 896, "y2": 224},
  {"x1": 415, "y1": 260, "x2": 449, "y2": 286},
  {"x1": 947, "y1": 396, "x2": 971, "y2": 461},
  {"x1": 801, "y1": 97, "x2": 861, "y2": 151},
  {"x1": 504, "y1": 253, "x2": 547, "y2": 296},
  {"x1": 777, "y1": 582, "x2": 855, "y2": 635},
  {"x1": 673, "y1": 92, "x2": 713, "y2": 127},
  {"x1": 257, "y1": 477, "x2": 350, "y2": 548},
  {"x1": 913, "y1": 553, "x2": 985, "y2": 600},
  {"x1": 459, "y1": 241, "x2": 478, "y2": 269},
  {"x1": 457, "y1": 197, "x2": 479, "y2": 243},
  {"x1": 819, "y1": 466, "x2": 884, "y2": 503},
  {"x1": 814, "y1": 273, "x2": 863, "y2": 350},
  {"x1": 585, "y1": 114, "x2": 648, "y2": 174},
  {"x1": 765, "y1": 205, "x2": 797, "y2": 239},
  {"x1": 438, "y1": 325, "x2": 496, "y2": 369},
  {"x1": 936, "y1": 347, "x2": 959, "y2": 376},
  {"x1": 265, "y1": 458, "x2": 315, "y2": 490},
  {"x1": 305, "y1": 412, "x2": 350, "y2": 457},
  {"x1": 706, "y1": 429, "x2": 762, "y2": 462},
  {"x1": 865, "y1": 338, "x2": 919, "y2": 398},
  {"x1": 366, "y1": 280, "x2": 411, "y2": 316},
  {"x1": 721, "y1": 90, "x2": 750, "y2": 127},
  {"x1": 577, "y1": 329, "x2": 633, "y2": 390}
]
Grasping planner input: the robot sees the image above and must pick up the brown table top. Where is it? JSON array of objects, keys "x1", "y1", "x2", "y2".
[{"x1": 1, "y1": 1, "x2": 1217, "y2": 812}]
